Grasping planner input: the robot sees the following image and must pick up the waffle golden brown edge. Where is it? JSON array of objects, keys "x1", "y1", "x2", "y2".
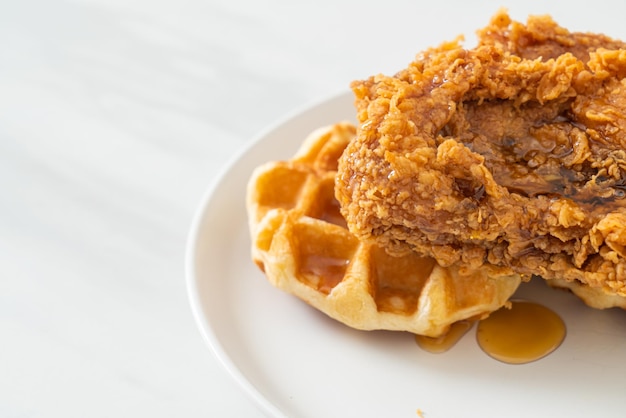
[
  {"x1": 247, "y1": 123, "x2": 520, "y2": 337},
  {"x1": 335, "y1": 9, "x2": 626, "y2": 307}
]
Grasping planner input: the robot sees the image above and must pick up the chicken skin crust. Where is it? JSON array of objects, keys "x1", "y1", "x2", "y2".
[{"x1": 335, "y1": 10, "x2": 626, "y2": 296}]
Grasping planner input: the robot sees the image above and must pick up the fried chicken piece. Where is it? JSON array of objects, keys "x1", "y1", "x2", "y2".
[{"x1": 335, "y1": 9, "x2": 626, "y2": 297}]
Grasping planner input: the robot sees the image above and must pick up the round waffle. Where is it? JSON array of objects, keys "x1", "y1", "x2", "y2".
[{"x1": 246, "y1": 122, "x2": 521, "y2": 337}]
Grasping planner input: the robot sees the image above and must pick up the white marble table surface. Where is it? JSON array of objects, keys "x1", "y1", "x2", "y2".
[{"x1": 2, "y1": 1, "x2": 625, "y2": 417}]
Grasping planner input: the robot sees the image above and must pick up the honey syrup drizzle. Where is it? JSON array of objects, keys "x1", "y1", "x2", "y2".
[
  {"x1": 415, "y1": 300, "x2": 566, "y2": 364},
  {"x1": 476, "y1": 300, "x2": 566, "y2": 364},
  {"x1": 415, "y1": 320, "x2": 474, "y2": 354}
]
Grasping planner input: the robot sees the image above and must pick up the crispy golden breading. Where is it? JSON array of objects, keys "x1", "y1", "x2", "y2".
[{"x1": 335, "y1": 10, "x2": 626, "y2": 297}]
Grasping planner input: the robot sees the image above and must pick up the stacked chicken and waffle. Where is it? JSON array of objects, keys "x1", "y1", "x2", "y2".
[{"x1": 246, "y1": 10, "x2": 626, "y2": 339}]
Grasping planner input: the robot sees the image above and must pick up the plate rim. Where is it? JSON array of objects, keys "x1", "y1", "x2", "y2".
[{"x1": 185, "y1": 89, "x2": 352, "y2": 417}]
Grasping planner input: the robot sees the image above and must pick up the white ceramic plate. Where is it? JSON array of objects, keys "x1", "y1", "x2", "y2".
[{"x1": 186, "y1": 91, "x2": 626, "y2": 418}]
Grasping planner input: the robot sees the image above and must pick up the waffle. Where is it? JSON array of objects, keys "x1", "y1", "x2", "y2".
[
  {"x1": 246, "y1": 122, "x2": 521, "y2": 337},
  {"x1": 548, "y1": 279, "x2": 626, "y2": 309}
]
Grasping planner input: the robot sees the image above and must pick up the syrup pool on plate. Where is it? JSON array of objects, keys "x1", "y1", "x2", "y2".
[
  {"x1": 476, "y1": 300, "x2": 566, "y2": 364},
  {"x1": 415, "y1": 300, "x2": 566, "y2": 364}
]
